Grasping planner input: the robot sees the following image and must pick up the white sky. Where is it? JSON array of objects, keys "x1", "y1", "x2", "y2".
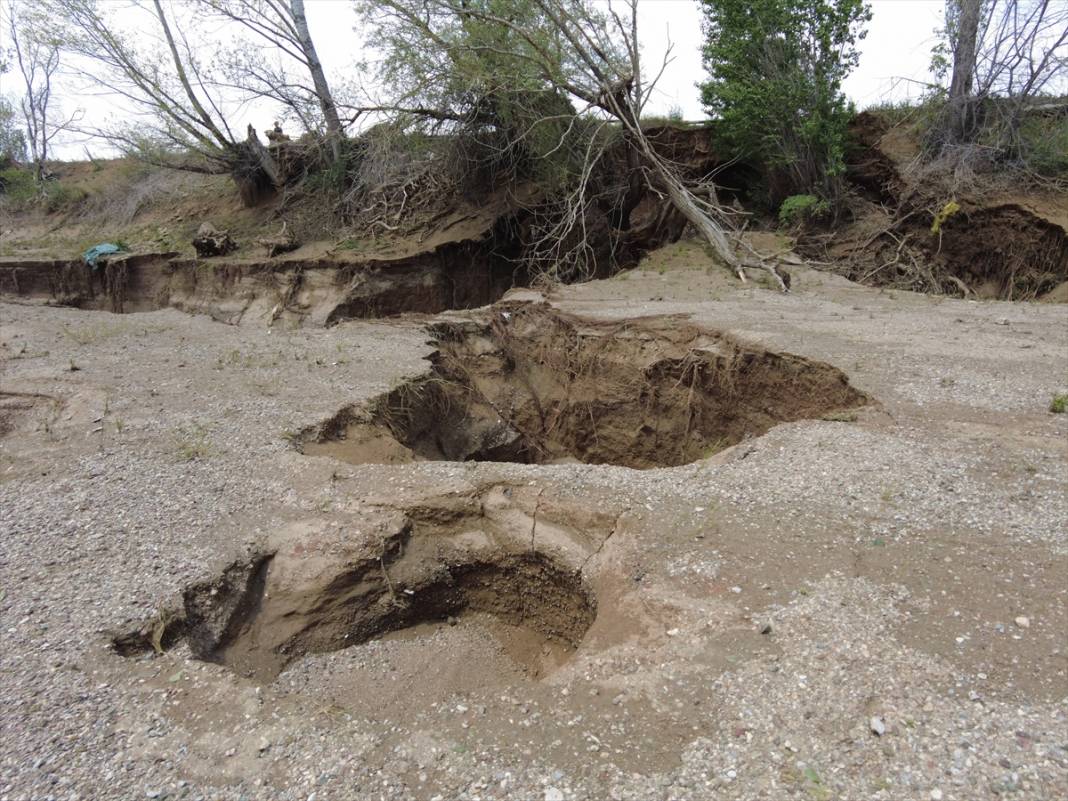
[{"x1": 2, "y1": 0, "x2": 949, "y2": 159}]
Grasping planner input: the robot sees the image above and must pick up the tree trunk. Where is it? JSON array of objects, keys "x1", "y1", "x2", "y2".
[
  {"x1": 946, "y1": 0, "x2": 982, "y2": 144},
  {"x1": 635, "y1": 136, "x2": 788, "y2": 292},
  {"x1": 290, "y1": 0, "x2": 343, "y2": 161},
  {"x1": 659, "y1": 170, "x2": 740, "y2": 272},
  {"x1": 152, "y1": 0, "x2": 233, "y2": 152},
  {"x1": 232, "y1": 125, "x2": 282, "y2": 206}
]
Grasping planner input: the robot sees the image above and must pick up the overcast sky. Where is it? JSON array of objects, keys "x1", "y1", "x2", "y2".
[{"x1": 3, "y1": 0, "x2": 949, "y2": 159}]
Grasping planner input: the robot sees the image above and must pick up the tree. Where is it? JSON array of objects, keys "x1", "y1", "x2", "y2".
[
  {"x1": 5, "y1": 0, "x2": 81, "y2": 181},
  {"x1": 49, "y1": 0, "x2": 280, "y2": 204},
  {"x1": 0, "y1": 95, "x2": 28, "y2": 164},
  {"x1": 699, "y1": 0, "x2": 871, "y2": 207},
  {"x1": 357, "y1": 0, "x2": 788, "y2": 288},
  {"x1": 929, "y1": 0, "x2": 1068, "y2": 166},
  {"x1": 945, "y1": 0, "x2": 982, "y2": 144},
  {"x1": 197, "y1": 0, "x2": 346, "y2": 159}
]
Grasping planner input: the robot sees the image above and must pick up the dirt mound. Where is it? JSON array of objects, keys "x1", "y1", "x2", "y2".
[
  {"x1": 113, "y1": 484, "x2": 608, "y2": 683},
  {"x1": 302, "y1": 302, "x2": 869, "y2": 469},
  {"x1": 820, "y1": 199, "x2": 1068, "y2": 300}
]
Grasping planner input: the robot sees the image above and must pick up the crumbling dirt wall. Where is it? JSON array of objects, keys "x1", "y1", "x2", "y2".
[
  {"x1": 834, "y1": 113, "x2": 1068, "y2": 300},
  {"x1": 0, "y1": 236, "x2": 525, "y2": 325}
]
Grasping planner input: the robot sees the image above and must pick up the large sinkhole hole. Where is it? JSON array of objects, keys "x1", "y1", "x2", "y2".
[
  {"x1": 302, "y1": 302, "x2": 869, "y2": 469},
  {"x1": 114, "y1": 549, "x2": 596, "y2": 685}
]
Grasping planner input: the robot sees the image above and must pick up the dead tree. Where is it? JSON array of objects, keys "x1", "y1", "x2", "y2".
[
  {"x1": 931, "y1": 0, "x2": 1068, "y2": 165},
  {"x1": 5, "y1": 1, "x2": 81, "y2": 182}
]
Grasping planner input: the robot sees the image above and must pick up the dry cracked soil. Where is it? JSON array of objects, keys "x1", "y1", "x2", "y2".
[{"x1": 1, "y1": 247, "x2": 1066, "y2": 801}]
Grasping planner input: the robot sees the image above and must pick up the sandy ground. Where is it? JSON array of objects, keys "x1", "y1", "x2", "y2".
[{"x1": 1, "y1": 245, "x2": 1066, "y2": 801}]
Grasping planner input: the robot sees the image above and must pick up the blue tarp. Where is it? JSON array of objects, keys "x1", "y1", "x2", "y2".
[{"x1": 83, "y1": 243, "x2": 122, "y2": 269}]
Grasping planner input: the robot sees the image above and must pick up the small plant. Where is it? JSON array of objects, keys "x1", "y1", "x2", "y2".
[
  {"x1": 1050, "y1": 393, "x2": 1068, "y2": 414},
  {"x1": 42, "y1": 182, "x2": 89, "y2": 214},
  {"x1": 930, "y1": 199, "x2": 961, "y2": 234},
  {"x1": 173, "y1": 422, "x2": 212, "y2": 461},
  {"x1": 701, "y1": 437, "x2": 731, "y2": 458},
  {"x1": 336, "y1": 236, "x2": 367, "y2": 252},
  {"x1": 214, "y1": 348, "x2": 255, "y2": 369},
  {"x1": 802, "y1": 766, "x2": 831, "y2": 801},
  {"x1": 778, "y1": 194, "x2": 830, "y2": 226},
  {"x1": 0, "y1": 166, "x2": 36, "y2": 206}
]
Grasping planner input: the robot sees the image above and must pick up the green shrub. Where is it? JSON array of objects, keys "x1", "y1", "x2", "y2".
[
  {"x1": 42, "y1": 183, "x2": 89, "y2": 213},
  {"x1": 0, "y1": 167, "x2": 37, "y2": 205},
  {"x1": 0, "y1": 168, "x2": 90, "y2": 213},
  {"x1": 779, "y1": 194, "x2": 830, "y2": 226},
  {"x1": 1051, "y1": 393, "x2": 1068, "y2": 414},
  {"x1": 1016, "y1": 114, "x2": 1068, "y2": 177}
]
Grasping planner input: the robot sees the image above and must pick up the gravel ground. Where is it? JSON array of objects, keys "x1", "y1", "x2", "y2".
[{"x1": 1, "y1": 256, "x2": 1066, "y2": 801}]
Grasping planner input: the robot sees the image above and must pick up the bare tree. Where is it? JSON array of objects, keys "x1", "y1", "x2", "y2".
[
  {"x1": 933, "y1": 0, "x2": 1068, "y2": 164},
  {"x1": 5, "y1": 0, "x2": 82, "y2": 182},
  {"x1": 49, "y1": 0, "x2": 281, "y2": 204},
  {"x1": 197, "y1": 0, "x2": 346, "y2": 159},
  {"x1": 357, "y1": 0, "x2": 787, "y2": 288}
]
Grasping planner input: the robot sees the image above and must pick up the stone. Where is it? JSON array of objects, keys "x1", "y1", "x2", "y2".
[
  {"x1": 870, "y1": 716, "x2": 886, "y2": 737},
  {"x1": 1014, "y1": 616, "x2": 1030, "y2": 629}
]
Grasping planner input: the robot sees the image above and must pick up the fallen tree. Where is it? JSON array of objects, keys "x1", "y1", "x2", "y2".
[{"x1": 356, "y1": 0, "x2": 789, "y2": 289}]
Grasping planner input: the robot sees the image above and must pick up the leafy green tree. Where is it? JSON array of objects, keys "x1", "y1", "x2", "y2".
[
  {"x1": 699, "y1": 0, "x2": 871, "y2": 208},
  {"x1": 0, "y1": 96, "x2": 28, "y2": 165}
]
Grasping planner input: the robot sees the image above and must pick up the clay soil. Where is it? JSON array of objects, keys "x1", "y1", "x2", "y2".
[{"x1": 1, "y1": 241, "x2": 1067, "y2": 801}]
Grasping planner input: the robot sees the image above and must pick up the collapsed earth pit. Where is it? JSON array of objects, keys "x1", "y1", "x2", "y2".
[
  {"x1": 303, "y1": 302, "x2": 869, "y2": 469},
  {"x1": 114, "y1": 485, "x2": 606, "y2": 685}
]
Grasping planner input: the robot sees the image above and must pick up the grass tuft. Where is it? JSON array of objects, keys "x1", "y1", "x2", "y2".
[{"x1": 173, "y1": 422, "x2": 212, "y2": 461}]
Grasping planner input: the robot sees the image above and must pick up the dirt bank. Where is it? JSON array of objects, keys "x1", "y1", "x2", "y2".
[
  {"x1": 820, "y1": 112, "x2": 1068, "y2": 300},
  {"x1": 0, "y1": 224, "x2": 528, "y2": 325}
]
